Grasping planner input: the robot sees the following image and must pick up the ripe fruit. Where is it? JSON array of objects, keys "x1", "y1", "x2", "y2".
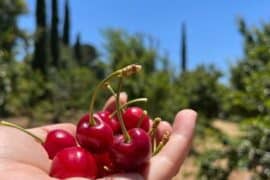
[
  {"x1": 43, "y1": 129, "x2": 77, "y2": 159},
  {"x1": 50, "y1": 146, "x2": 97, "y2": 178},
  {"x1": 97, "y1": 111, "x2": 120, "y2": 134},
  {"x1": 110, "y1": 128, "x2": 151, "y2": 171},
  {"x1": 76, "y1": 113, "x2": 113, "y2": 153},
  {"x1": 94, "y1": 152, "x2": 119, "y2": 177},
  {"x1": 123, "y1": 107, "x2": 150, "y2": 132}
]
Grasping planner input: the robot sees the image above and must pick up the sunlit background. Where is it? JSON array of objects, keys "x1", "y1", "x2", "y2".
[{"x1": 1, "y1": 0, "x2": 270, "y2": 179}]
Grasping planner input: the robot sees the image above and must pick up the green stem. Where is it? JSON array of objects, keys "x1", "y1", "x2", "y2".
[
  {"x1": 153, "y1": 131, "x2": 170, "y2": 156},
  {"x1": 110, "y1": 98, "x2": 148, "y2": 118},
  {"x1": 88, "y1": 64, "x2": 142, "y2": 126},
  {"x1": 137, "y1": 110, "x2": 147, "y2": 128},
  {"x1": 149, "y1": 117, "x2": 161, "y2": 153},
  {"x1": 105, "y1": 82, "x2": 116, "y2": 97},
  {"x1": 0, "y1": 121, "x2": 43, "y2": 144},
  {"x1": 149, "y1": 117, "x2": 161, "y2": 136},
  {"x1": 116, "y1": 77, "x2": 131, "y2": 142}
]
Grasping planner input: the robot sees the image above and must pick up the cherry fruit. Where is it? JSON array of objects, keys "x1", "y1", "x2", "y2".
[
  {"x1": 97, "y1": 111, "x2": 120, "y2": 134},
  {"x1": 50, "y1": 146, "x2": 97, "y2": 178},
  {"x1": 123, "y1": 106, "x2": 150, "y2": 132},
  {"x1": 110, "y1": 128, "x2": 151, "y2": 171},
  {"x1": 76, "y1": 113, "x2": 113, "y2": 153},
  {"x1": 43, "y1": 129, "x2": 77, "y2": 159},
  {"x1": 94, "y1": 152, "x2": 119, "y2": 177}
]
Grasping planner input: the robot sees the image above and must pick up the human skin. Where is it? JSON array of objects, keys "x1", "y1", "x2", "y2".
[{"x1": 0, "y1": 92, "x2": 197, "y2": 180}]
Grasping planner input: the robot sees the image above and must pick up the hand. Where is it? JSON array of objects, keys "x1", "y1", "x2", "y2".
[{"x1": 0, "y1": 93, "x2": 197, "y2": 180}]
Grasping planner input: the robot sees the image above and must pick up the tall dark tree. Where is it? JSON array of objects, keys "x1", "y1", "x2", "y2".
[
  {"x1": 62, "y1": 0, "x2": 70, "y2": 45},
  {"x1": 74, "y1": 33, "x2": 82, "y2": 63},
  {"x1": 50, "y1": 0, "x2": 60, "y2": 67},
  {"x1": 181, "y1": 22, "x2": 187, "y2": 72},
  {"x1": 32, "y1": 0, "x2": 47, "y2": 74}
]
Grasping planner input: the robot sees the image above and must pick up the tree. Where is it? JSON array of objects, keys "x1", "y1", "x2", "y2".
[
  {"x1": 0, "y1": 0, "x2": 27, "y2": 61},
  {"x1": 0, "y1": 0, "x2": 28, "y2": 115},
  {"x1": 181, "y1": 22, "x2": 187, "y2": 72},
  {"x1": 198, "y1": 18, "x2": 270, "y2": 180},
  {"x1": 62, "y1": 0, "x2": 70, "y2": 45},
  {"x1": 32, "y1": 0, "x2": 47, "y2": 74},
  {"x1": 176, "y1": 65, "x2": 223, "y2": 119},
  {"x1": 50, "y1": 0, "x2": 60, "y2": 67},
  {"x1": 74, "y1": 33, "x2": 82, "y2": 63},
  {"x1": 104, "y1": 29, "x2": 156, "y2": 73}
]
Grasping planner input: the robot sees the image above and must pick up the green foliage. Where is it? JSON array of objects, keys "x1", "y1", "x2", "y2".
[
  {"x1": 181, "y1": 22, "x2": 187, "y2": 72},
  {"x1": 0, "y1": 0, "x2": 27, "y2": 56},
  {"x1": 62, "y1": 0, "x2": 70, "y2": 45},
  {"x1": 175, "y1": 65, "x2": 223, "y2": 119},
  {"x1": 50, "y1": 0, "x2": 60, "y2": 67},
  {"x1": 32, "y1": 0, "x2": 48, "y2": 74},
  {"x1": 198, "y1": 19, "x2": 270, "y2": 179},
  {"x1": 74, "y1": 33, "x2": 82, "y2": 63},
  {"x1": 104, "y1": 29, "x2": 156, "y2": 74},
  {"x1": 103, "y1": 30, "x2": 179, "y2": 121}
]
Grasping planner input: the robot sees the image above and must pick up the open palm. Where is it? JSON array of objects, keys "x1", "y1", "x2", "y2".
[{"x1": 0, "y1": 93, "x2": 197, "y2": 180}]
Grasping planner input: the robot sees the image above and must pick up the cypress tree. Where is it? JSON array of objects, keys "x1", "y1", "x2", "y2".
[
  {"x1": 63, "y1": 0, "x2": 70, "y2": 45},
  {"x1": 32, "y1": 0, "x2": 47, "y2": 74},
  {"x1": 74, "y1": 33, "x2": 82, "y2": 64},
  {"x1": 51, "y1": 0, "x2": 60, "y2": 67},
  {"x1": 181, "y1": 22, "x2": 187, "y2": 72}
]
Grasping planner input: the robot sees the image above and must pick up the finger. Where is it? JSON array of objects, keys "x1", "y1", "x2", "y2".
[
  {"x1": 28, "y1": 123, "x2": 76, "y2": 141},
  {"x1": 0, "y1": 159, "x2": 54, "y2": 180},
  {"x1": 146, "y1": 109, "x2": 197, "y2": 180},
  {"x1": 102, "y1": 92, "x2": 128, "y2": 113},
  {"x1": 149, "y1": 119, "x2": 172, "y2": 142},
  {"x1": 97, "y1": 173, "x2": 144, "y2": 180},
  {"x1": 156, "y1": 121, "x2": 172, "y2": 142},
  {"x1": 0, "y1": 126, "x2": 51, "y2": 173}
]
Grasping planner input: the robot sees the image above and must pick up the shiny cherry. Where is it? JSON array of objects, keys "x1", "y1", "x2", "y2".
[
  {"x1": 50, "y1": 146, "x2": 97, "y2": 178},
  {"x1": 97, "y1": 111, "x2": 120, "y2": 134},
  {"x1": 76, "y1": 113, "x2": 113, "y2": 153},
  {"x1": 43, "y1": 129, "x2": 77, "y2": 159},
  {"x1": 122, "y1": 107, "x2": 150, "y2": 132},
  {"x1": 94, "y1": 152, "x2": 120, "y2": 177},
  {"x1": 110, "y1": 128, "x2": 151, "y2": 171}
]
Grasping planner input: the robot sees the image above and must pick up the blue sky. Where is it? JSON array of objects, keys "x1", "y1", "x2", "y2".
[{"x1": 19, "y1": 0, "x2": 270, "y2": 76}]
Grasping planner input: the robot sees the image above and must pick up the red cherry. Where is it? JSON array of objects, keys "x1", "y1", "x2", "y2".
[
  {"x1": 50, "y1": 146, "x2": 97, "y2": 178},
  {"x1": 122, "y1": 107, "x2": 150, "y2": 132},
  {"x1": 97, "y1": 111, "x2": 120, "y2": 134},
  {"x1": 94, "y1": 152, "x2": 120, "y2": 177},
  {"x1": 76, "y1": 113, "x2": 113, "y2": 153},
  {"x1": 43, "y1": 129, "x2": 77, "y2": 159},
  {"x1": 110, "y1": 128, "x2": 151, "y2": 171}
]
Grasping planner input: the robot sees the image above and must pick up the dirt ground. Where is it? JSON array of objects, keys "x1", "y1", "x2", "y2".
[{"x1": 173, "y1": 120, "x2": 252, "y2": 180}]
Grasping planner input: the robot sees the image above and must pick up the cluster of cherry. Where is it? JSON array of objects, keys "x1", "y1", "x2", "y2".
[{"x1": 0, "y1": 64, "x2": 170, "y2": 179}]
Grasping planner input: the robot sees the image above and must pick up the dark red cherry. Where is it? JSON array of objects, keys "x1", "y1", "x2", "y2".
[
  {"x1": 94, "y1": 152, "x2": 120, "y2": 177},
  {"x1": 97, "y1": 111, "x2": 120, "y2": 134},
  {"x1": 76, "y1": 113, "x2": 113, "y2": 153},
  {"x1": 122, "y1": 107, "x2": 150, "y2": 132},
  {"x1": 43, "y1": 129, "x2": 77, "y2": 159},
  {"x1": 110, "y1": 128, "x2": 151, "y2": 171},
  {"x1": 50, "y1": 146, "x2": 97, "y2": 178}
]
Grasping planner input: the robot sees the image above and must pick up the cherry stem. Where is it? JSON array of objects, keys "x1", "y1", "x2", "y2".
[
  {"x1": 149, "y1": 117, "x2": 161, "y2": 137},
  {"x1": 149, "y1": 117, "x2": 161, "y2": 152},
  {"x1": 0, "y1": 120, "x2": 44, "y2": 144},
  {"x1": 116, "y1": 77, "x2": 131, "y2": 142},
  {"x1": 153, "y1": 131, "x2": 170, "y2": 155},
  {"x1": 105, "y1": 82, "x2": 116, "y2": 97},
  {"x1": 88, "y1": 64, "x2": 142, "y2": 126},
  {"x1": 109, "y1": 98, "x2": 148, "y2": 118},
  {"x1": 137, "y1": 110, "x2": 147, "y2": 128}
]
